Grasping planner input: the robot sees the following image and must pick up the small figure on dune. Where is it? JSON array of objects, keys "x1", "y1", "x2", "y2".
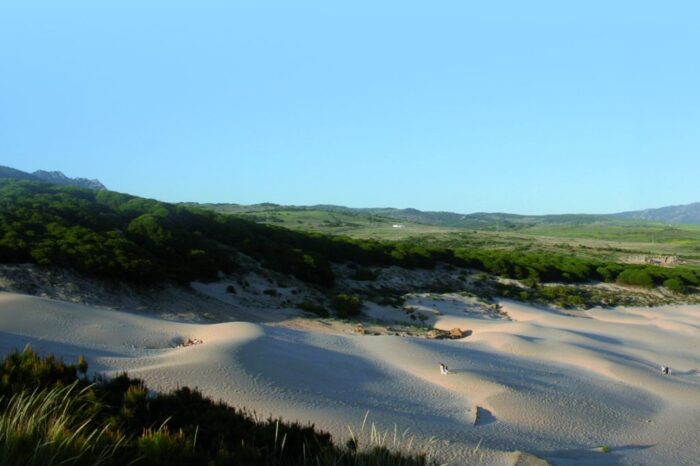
[
  {"x1": 439, "y1": 363, "x2": 450, "y2": 375},
  {"x1": 661, "y1": 365, "x2": 670, "y2": 375}
]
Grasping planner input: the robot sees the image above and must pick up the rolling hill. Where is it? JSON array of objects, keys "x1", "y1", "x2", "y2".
[
  {"x1": 185, "y1": 202, "x2": 617, "y2": 231},
  {"x1": 616, "y1": 203, "x2": 700, "y2": 225}
]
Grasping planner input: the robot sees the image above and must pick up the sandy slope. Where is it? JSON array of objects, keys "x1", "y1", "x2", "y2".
[{"x1": 1, "y1": 292, "x2": 699, "y2": 465}]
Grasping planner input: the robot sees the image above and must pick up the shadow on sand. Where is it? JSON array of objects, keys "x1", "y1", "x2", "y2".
[
  {"x1": 474, "y1": 406, "x2": 496, "y2": 426},
  {"x1": 543, "y1": 444, "x2": 654, "y2": 465}
]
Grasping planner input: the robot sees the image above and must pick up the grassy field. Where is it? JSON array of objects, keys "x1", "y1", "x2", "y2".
[
  {"x1": 404, "y1": 228, "x2": 700, "y2": 265},
  {"x1": 185, "y1": 204, "x2": 460, "y2": 239},
  {"x1": 187, "y1": 203, "x2": 700, "y2": 265},
  {"x1": 523, "y1": 221, "x2": 700, "y2": 245},
  {"x1": 517, "y1": 222, "x2": 700, "y2": 263}
]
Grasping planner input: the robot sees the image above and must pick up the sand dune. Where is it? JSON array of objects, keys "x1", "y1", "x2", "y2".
[{"x1": 1, "y1": 292, "x2": 699, "y2": 465}]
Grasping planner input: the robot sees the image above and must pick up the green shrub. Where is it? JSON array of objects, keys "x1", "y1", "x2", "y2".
[
  {"x1": 373, "y1": 294, "x2": 405, "y2": 308},
  {"x1": 663, "y1": 277, "x2": 686, "y2": 294},
  {"x1": 495, "y1": 283, "x2": 612, "y2": 309},
  {"x1": 297, "y1": 300, "x2": 330, "y2": 318},
  {"x1": 331, "y1": 294, "x2": 363, "y2": 318},
  {"x1": 77, "y1": 354, "x2": 89, "y2": 376},
  {"x1": 0, "y1": 347, "x2": 80, "y2": 397},
  {"x1": 616, "y1": 269, "x2": 655, "y2": 288},
  {"x1": 137, "y1": 427, "x2": 195, "y2": 466},
  {"x1": 120, "y1": 384, "x2": 149, "y2": 425}
]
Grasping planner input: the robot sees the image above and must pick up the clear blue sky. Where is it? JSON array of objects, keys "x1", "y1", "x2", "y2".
[{"x1": 1, "y1": 1, "x2": 699, "y2": 214}]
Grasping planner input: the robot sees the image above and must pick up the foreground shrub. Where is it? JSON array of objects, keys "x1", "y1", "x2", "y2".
[
  {"x1": 0, "y1": 348, "x2": 436, "y2": 466},
  {"x1": 0, "y1": 383, "x2": 125, "y2": 466},
  {"x1": 137, "y1": 426, "x2": 195, "y2": 466}
]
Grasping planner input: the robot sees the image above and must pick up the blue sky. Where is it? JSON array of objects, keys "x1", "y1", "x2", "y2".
[{"x1": 1, "y1": 1, "x2": 699, "y2": 214}]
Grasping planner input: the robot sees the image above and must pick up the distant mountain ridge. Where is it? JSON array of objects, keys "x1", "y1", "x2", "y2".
[
  {"x1": 615, "y1": 203, "x2": 700, "y2": 225},
  {"x1": 0, "y1": 165, "x2": 106, "y2": 190}
]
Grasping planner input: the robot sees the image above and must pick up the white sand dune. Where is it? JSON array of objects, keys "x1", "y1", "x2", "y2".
[{"x1": 1, "y1": 292, "x2": 699, "y2": 465}]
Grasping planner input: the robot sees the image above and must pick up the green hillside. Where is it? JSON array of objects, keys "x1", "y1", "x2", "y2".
[
  {"x1": 616, "y1": 202, "x2": 700, "y2": 224},
  {"x1": 3, "y1": 179, "x2": 700, "y2": 294}
]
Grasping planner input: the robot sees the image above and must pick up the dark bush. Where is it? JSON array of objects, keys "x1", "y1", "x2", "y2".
[
  {"x1": 331, "y1": 294, "x2": 363, "y2": 318},
  {"x1": 663, "y1": 277, "x2": 686, "y2": 294},
  {"x1": 351, "y1": 267, "x2": 379, "y2": 281},
  {"x1": 616, "y1": 269, "x2": 655, "y2": 288},
  {"x1": 297, "y1": 300, "x2": 329, "y2": 318}
]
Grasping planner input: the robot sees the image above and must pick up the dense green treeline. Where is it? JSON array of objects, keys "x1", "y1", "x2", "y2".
[
  {"x1": 0, "y1": 348, "x2": 432, "y2": 465},
  {"x1": 0, "y1": 180, "x2": 448, "y2": 286},
  {"x1": 0, "y1": 180, "x2": 335, "y2": 284},
  {"x1": 0, "y1": 180, "x2": 228, "y2": 281},
  {"x1": 1, "y1": 179, "x2": 699, "y2": 291},
  {"x1": 452, "y1": 248, "x2": 700, "y2": 291}
]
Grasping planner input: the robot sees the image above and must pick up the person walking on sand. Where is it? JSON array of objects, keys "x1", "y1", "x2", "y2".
[
  {"x1": 440, "y1": 363, "x2": 450, "y2": 375},
  {"x1": 661, "y1": 365, "x2": 670, "y2": 375}
]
